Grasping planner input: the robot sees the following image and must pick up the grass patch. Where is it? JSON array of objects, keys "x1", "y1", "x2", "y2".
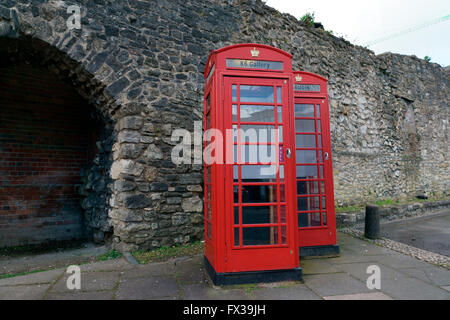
[
  {"x1": 335, "y1": 205, "x2": 363, "y2": 213},
  {"x1": 375, "y1": 199, "x2": 399, "y2": 206},
  {"x1": 335, "y1": 196, "x2": 449, "y2": 213},
  {"x1": 132, "y1": 241, "x2": 204, "y2": 264},
  {"x1": 0, "y1": 268, "x2": 50, "y2": 280},
  {"x1": 97, "y1": 250, "x2": 122, "y2": 261}
]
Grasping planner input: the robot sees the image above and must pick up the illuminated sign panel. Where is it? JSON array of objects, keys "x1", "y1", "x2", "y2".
[
  {"x1": 226, "y1": 59, "x2": 283, "y2": 71},
  {"x1": 294, "y1": 84, "x2": 321, "y2": 92}
]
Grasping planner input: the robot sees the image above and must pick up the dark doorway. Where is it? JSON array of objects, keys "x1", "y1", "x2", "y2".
[{"x1": 0, "y1": 63, "x2": 101, "y2": 247}]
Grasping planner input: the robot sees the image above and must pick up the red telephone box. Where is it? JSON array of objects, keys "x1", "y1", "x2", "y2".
[
  {"x1": 202, "y1": 45, "x2": 339, "y2": 285},
  {"x1": 203, "y1": 44, "x2": 301, "y2": 285},
  {"x1": 292, "y1": 71, "x2": 339, "y2": 257}
]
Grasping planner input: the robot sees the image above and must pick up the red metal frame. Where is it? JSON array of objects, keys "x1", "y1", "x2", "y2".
[{"x1": 292, "y1": 71, "x2": 337, "y2": 248}]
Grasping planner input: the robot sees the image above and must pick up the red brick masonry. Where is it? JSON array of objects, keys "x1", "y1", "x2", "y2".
[{"x1": 0, "y1": 64, "x2": 96, "y2": 246}]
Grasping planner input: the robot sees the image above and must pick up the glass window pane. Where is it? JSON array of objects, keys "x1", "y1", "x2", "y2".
[
  {"x1": 233, "y1": 125, "x2": 238, "y2": 142},
  {"x1": 232, "y1": 105, "x2": 237, "y2": 122},
  {"x1": 242, "y1": 206, "x2": 278, "y2": 224},
  {"x1": 240, "y1": 125, "x2": 276, "y2": 143},
  {"x1": 296, "y1": 165, "x2": 318, "y2": 179},
  {"x1": 317, "y1": 120, "x2": 322, "y2": 133},
  {"x1": 297, "y1": 181, "x2": 320, "y2": 195},
  {"x1": 242, "y1": 185, "x2": 277, "y2": 204},
  {"x1": 298, "y1": 213, "x2": 321, "y2": 228},
  {"x1": 277, "y1": 87, "x2": 282, "y2": 104},
  {"x1": 238, "y1": 145, "x2": 276, "y2": 164},
  {"x1": 316, "y1": 104, "x2": 321, "y2": 118},
  {"x1": 280, "y1": 185, "x2": 286, "y2": 202},
  {"x1": 323, "y1": 212, "x2": 327, "y2": 226},
  {"x1": 318, "y1": 135, "x2": 322, "y2": 148},
  {"x1": 240, "y1": 105, "x2": 275, "y2": 123},
  {"x1": 233, "y1": 186, "x2": 239, "y2": 203},
  {"x1": 280, "y1": 206, "x2": 286, "y2": 223},
  {"x1": 298, "y1": 196, "x2": 320, "y2": 212},
  {"x1": 232, "y1": 85, "x2": 237, "y2": 102},
  {"x1": 278, "y1": 126, "x2": 283, "y2": 143},
  {"x1": 279, "y1": 165, "x2": 284, "y2": 181},
  {"x1": 240, "y1": 85, "x2": 274, "y2": 103},
  {"x1": 241, "y1": 165, "x2": 278, "y2": 182},
  {"x1": 234, "y1": 228, "x2": 240, "y2": 246},
  {"x1": 295, "y1": 104, "x2": 314, "y2": 117},
  {"x1": 320, "y1": 181, "x2": 325, "y2": 193},
  {"x1": 233, "y1": 165, "x2": 239, "y2": 182},
  {"x1": 296, "y1": 135, "x2": 316, "y2": 148},
  {"x1": 296, "y1": 150, "x2": 318, "y2": 164},
  {"x1": 322, "y1": 197, "x2": 326, "y2": 210},
  {"x1": 234, "y1": 206, "x2": 239, "y2": 224},
  {"x1": 295, "y1": 119, "x2": 316, "y2": 133},
  {"x1": 281, "y1": 226, "x2": 287, "y2": 244},
  {"x1": 277, "y1": 107, "x2": 282, "y2": 123},
  {"x1": 243, "y1": 227, "x2": 278, "y2": 246}
]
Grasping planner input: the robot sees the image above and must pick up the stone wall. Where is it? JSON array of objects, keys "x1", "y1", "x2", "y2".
[{"x1": 0, "y1": 0, "x2": 448, "y2": 250}]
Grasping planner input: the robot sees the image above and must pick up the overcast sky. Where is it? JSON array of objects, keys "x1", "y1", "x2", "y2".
[{"x1": 265, "y1": 0, "x2": 450, "y2": 67}]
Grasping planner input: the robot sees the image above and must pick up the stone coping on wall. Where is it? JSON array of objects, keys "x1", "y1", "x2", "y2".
[{"x1": 336, "y1": 199, "x2": 450, "y2": 228}]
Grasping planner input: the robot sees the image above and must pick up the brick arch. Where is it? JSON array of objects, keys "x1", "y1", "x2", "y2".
[{"x1": 0, "y1": 36, "x2": 116, "y2": 246}]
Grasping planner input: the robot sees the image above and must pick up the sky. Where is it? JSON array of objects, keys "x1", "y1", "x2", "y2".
[{"x1": 265, "y1": 0, "x2": 450, "y2": 67}]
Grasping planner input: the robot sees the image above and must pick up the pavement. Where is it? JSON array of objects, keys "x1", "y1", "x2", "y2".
[
  {"x1": 0, "y1": 232, "x2": 449, "y2": 300},
  {"x1": 381, "y1": 210, "x2": 450, "y2": 256},
  {"x1": 0, "y1": 243, "x2": 109, "y2": 276}
]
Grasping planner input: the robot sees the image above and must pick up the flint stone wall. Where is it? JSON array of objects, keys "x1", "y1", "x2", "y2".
[{"x1": 0, "y1": 0, "x2": 448, "y2": 250}]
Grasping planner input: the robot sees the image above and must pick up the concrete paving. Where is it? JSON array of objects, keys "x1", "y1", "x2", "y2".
[
  {"x1": 381, "y1": 210, "x2": 450, "y2": 256},
  {"x1": 0, "y1": 243, "x2": 109, "y2": 275},
  {"x1": 0, "y1": 232, "x2": 448, "y2": 300}
]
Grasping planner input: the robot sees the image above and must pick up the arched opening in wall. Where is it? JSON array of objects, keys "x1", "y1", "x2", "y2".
[{"x1": 0, "y1": 37, "x2": 113, "y2": 248}]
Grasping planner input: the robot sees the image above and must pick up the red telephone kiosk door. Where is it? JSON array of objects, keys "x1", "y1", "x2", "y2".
[
  {"x1": 224, "y1": 76, "x2": 298, "y2": 273},
  {"x1": 292, "y1": 72, "x2": 338, "y2": 253},
  {"x1": 203, "y1": 44, "x2": 302, "y2": 284}
]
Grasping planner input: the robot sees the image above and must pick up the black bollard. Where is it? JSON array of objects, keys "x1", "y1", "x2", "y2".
[{"x1": 364, "y1": 205, "x2": 380, "y2": 239}]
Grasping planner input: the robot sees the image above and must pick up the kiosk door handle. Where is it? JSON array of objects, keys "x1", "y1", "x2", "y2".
[
  {"x1": 324, "y1": 152, "x2": 329, "y2": 161},
  {"x1": 286, "y1": 148, "x2": 292, "y2": 159}
]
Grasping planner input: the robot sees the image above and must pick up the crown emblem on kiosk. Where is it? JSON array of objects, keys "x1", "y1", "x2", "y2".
[
  {"x1": 250, "y1": 47, "x2": 260, "y2": 57},
  {"x1": 295, "y1": 75, "x2": 303, "y2": 82}
]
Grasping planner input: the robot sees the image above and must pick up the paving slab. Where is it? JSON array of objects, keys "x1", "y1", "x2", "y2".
[
  {"x1": 375, "y1": 252, "x2": 436, "y2": 269},
  {"x1": 79, "y1": 258, "x2": 133, "y2": 272},
  {"x1": 335, "y1": 262, "x2": 408, "y2": 283},
  {"x1": 0, "y1": 244, "x2": 109, "y2": 276},
  {"x1": 251, "y1": 285, "x2": 321, "y2": 300},
  {"x1": 377, "y1": 275, "x2": 450, "y2": 300},
  {"x1": 301, "y1": 259, "x2": 343, "y2": 275},
  {"x1": 181, "y1": 283, "x2": 250, "y2": 300},
  {"x1": 115, "y1": 276, "x2": 179, "y2": 300},
  {"x1": 120, "y1": 262, "x2": 176, "y2": 279},
  {"x1": 400, "y1": 266, "x2": 450, "y2": 286},
  {"x1": 45, "y1": 290, "x2": 114, "y2": 300},
  {"x1": 324, "y1": 292, "x2": 393, "y2": 300},
  {"x1": 0, "y1": 268, "x2": 64, "y2": 286},
  {"x1": 174, "y1": 256, "x2": 209, "y2": 284},
  {"x1": 51, "y1": 271, "x2": 120, "y2": 293},
  {"x1": 0, "y1": 284, "x2": 49, "y2": 300},
  {"x1": 303, "y1": 273, "x2": 372, "y2": 297}
]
